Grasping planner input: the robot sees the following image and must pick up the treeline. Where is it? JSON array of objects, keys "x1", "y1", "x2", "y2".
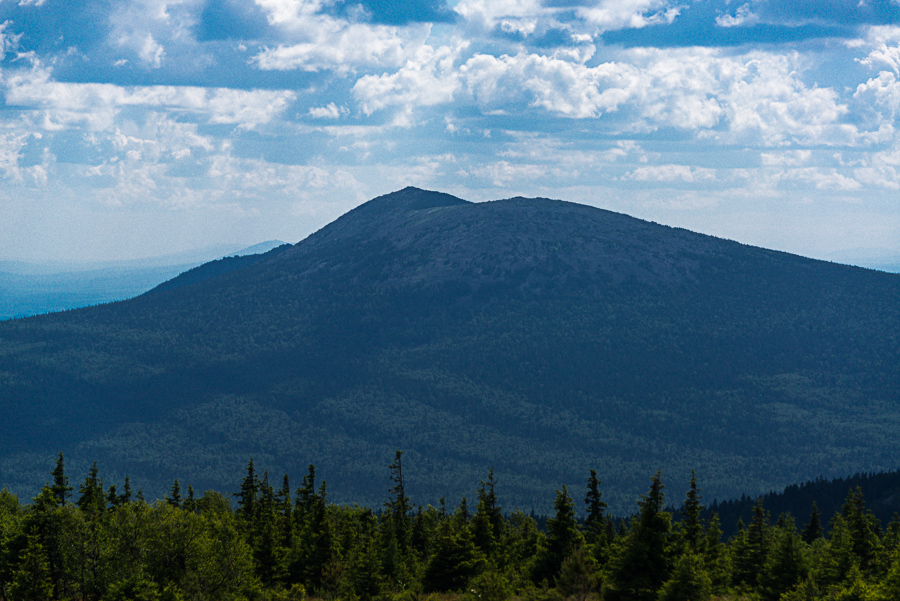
[{"x1": 3, "y1": 454, "x2": 900, "y2": 601}]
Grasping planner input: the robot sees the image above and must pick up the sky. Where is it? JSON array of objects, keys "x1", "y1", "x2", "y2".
[{"x1": 1, "y1": 0, "x2": 900, "y2": 262}]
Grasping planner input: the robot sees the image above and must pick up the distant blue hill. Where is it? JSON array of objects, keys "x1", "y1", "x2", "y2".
[{"x1": 0, "y1": 241, "x2": 286, "y2": 320}]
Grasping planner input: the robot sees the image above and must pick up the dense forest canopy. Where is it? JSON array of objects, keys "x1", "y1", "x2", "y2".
[
  {"x1": 0, "y1": 188, "x2": 898, "y2": 512},
  {"x1": 3, "y1": 454, "x2": 900, "y2": 601}
]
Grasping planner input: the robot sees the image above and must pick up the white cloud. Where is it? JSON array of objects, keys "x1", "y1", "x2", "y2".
[
  {"x1": 855, "y1": 71, "x2": 900, "y2": 119},
  {"x1": 252, "y1": 0, "x2": 431, "y2": 72},
  {"x1": 760, "y1": 150, "x2": 812, "y2": 166},
  {"x1": 353, "y1": 43, "x2": 465, "y2": 116},
  {"x1": 776, "y1": 168, "x2": 862, "y2": 191},
  {"x1": 857, "y1": 26, "x2": 900, "y2": 73},
  {"x1": 853, "y1": 166, "x2": 900, "y2": 190},
  {"x1": 577, "y1": 0, "x2": 680, "y2": 31},
  {"x1": 625, "y1": 164, "x2": 717, "y2": 182},
  {"x1": 308, "y1": 103, "x2": 346, "y2": 119},
  {"x1": 716, "y1": 4, "x2": 759, "y2": 28},
  {"x1": 0, "y1": 21, "x2": 22, "y2": 61},
  {"x1": 254, "y1": 25, "x2": 419, "y2": 72},
  {"x1": 453, "y1": 0, "x2": 544, "y2": 30},
  {"x1": 138, "y1": 33, "x2": 166, "y2": 68},
  {"x1": 462, "y1": 160, "x2": 547, "y2": 186},
  {"x1": 2, "y1": 63, "x2": 296, "y2": 130}
]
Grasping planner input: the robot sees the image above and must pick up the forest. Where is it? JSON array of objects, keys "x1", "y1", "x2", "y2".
[{"x1": 2, "y1": 452, "x2": 899, "y2": 601}]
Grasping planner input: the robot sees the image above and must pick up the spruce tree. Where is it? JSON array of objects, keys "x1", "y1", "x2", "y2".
[
  {"x1": 50, "y1": 452, "x2": 72, "y2": 507},
  {"x1": 534, "y1": 485, "x2": 581, "y2": 585},
  {"x1": 801, "y1": 502, "x2": 823, "y2": 545},
  {"x1": 657, "y1": 552, "x2": 712, "y2": 601},
  {"x1": 9, "y1": 533, "x2": 54, "y2": 601},
  {"x1": 757, "y1": 517, "x2": 809, "y2": 601},
  {"x1": 556, "y1": 543, "x2": 597, "y2": 601},
  {"x1": 167, "y1": 479, "x2": 181, "y2": 508},
  {"x1": 119, "y1": 477, "x2": 132, "y2": 505},
  {"x1": 76, "y1": 462, "x2": 105, "y2": 515},
  {"x1": 235, "y1": 458, "x2": 259, "y2": 524},
  {"x1": 386, "y1": 450, "x2": 411, "y2": 549},
  {"x1": 584, "y1": 469, "x2": 608, "y2": 548},
  {"x1": 679, "y1": 470, "x2": 705, "y2": 553},
  {"x1": 608, "y1": 471, "x2": 671, "y2": 601}
]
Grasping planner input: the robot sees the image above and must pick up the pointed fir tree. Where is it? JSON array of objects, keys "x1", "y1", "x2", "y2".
[
  {"x1": 657, "y1": 552, "x2": 712, "y2": 601},
  {"x1": 584, "y1": 469, "x2": 608, "y2": 548},
  {"x1": 534, "y1": 485, "x2": 581, "y2": 585},
  {"x1": 556, "y1": 543, "x2": 598, "y2": 601},
  {"x1": 167, "y1": 479, "x2": 182, "y2": 508},
  {"x1": 50, "y1": 452, "x2": 72, "y2": 507},
  {"x1": 235, "y1": 458, "x2": 259, "y2": 524},
  {"x1": 119, "y1": 476, "x2": 133, "y2": 505},
  {"x1": 608, "y1": 471, "x2": 672, "y2": 601},
  {"x1": 386, "y1": 450, "x2": 411, "y2": 550},
  {"x1": 679, "y1": 470, "x2": 705, "y2": 554},
  {"x1": 757, "y1": 516, "x2": 809, "y2": 601},
  {"x1": 801, "y1": 502, "x2": 823, "y2": 545},
  {"x1": 76, "y1": 462, "x2": 106, "y2": 515}
]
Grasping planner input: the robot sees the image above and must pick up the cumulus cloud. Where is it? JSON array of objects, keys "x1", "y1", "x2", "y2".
[
  {"x1": 308, "y1": 103, "x2": 347, "y2": 118},
  {"x1": 3, "y1": 62, "x2": 296, "y2": 130},
  {"x1": 353, "y1": 43, "x2": 464, "y2": 115},
  {"x1": 715, "y1": 4, "x2": 759, "y2": 28},
  {"x1": 577, "y1": 0, "x2": 680, "y2": 31},
  {"x1": 625, "y1": 164, "x2": 717, "y2": 182}
]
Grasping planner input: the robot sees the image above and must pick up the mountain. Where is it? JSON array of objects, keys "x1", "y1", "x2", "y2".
[
  {"x1": 0, "y1": 188, "x2": 898, "y2": 512},
  {"x1": 0, "y1": 241, "x2": 286, "y2": 320}
]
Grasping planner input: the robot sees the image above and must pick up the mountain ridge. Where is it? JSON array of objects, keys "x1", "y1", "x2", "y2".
[{"x1": 0, "y1": 187, "x2": 897, "y2": 512}]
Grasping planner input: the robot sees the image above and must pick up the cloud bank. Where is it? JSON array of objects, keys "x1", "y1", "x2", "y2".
[{"x1": 0, "y1": 0, "x2": 899, "y2": 260}]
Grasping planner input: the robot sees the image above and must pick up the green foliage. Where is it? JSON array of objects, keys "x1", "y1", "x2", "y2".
[
  {"x1": 555, "y1": 544, "x2": 597, "y2": 601},
  {"x1": 7, "y1": 454, "x2": 900, "y2": 601},
  {"x1": 608, "y1": 471, "x2": 672, "y2": 601},
  {"x1": 656, "y1": 552, "x2": 711, "y2": 601}
]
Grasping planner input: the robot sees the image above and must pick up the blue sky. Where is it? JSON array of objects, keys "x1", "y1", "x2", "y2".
[{"x1": 1, "y1": 0, "x2": 899, "y2": 262}]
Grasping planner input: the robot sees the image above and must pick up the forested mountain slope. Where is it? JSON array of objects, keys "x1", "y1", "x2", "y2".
[{"x1": 0, "y1": 187, "x2": 897, "y2": 512}]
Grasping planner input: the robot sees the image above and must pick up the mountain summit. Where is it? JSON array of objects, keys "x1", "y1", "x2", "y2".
[{"x1": 0, "y1": 188, "x2": 898, "y2": 511}]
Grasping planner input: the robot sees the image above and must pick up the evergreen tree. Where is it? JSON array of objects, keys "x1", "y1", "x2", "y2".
[
  {"x1": 609, "y1": 471, "x2": 672, "y2": 601},
  {"x1": 106, "y1": 484, "x2": 118, "y2": 509},
  {"x1": 534, "y1": 485, "x2": 581, "y2": 585},
  {"x1": 732, "y1": 498, "x2": 772, "y2": 589},
  {"x1": 841, "y1": 487, "x2": 881, "y2": 574},
  {"x1": 50, "y1": 452, "x2": 72, "y2": 507},
  {"x1": 9, "y1": 533, "x2": 54, "y2": 601},
  {"x1": 702, "y1": 513, "x2": 730, "y2": 594},
  {"x1": 757, "y1": 517, "x2": 809, "y2": 601},
  {"x1": 556, "y1": 543, "x2": 597, "y2": 601},
  {"x1": 423, "y1": 519, "x2": 482, "y2": 592},
  {"x1": 386, "y1": 450, "x2": 411, "y2": 551},
  {"x1": 679, "y1": 470, "x2": 705, "y2": 554},
  {"x1": 119, "y1": 477, "x2": 132, "y2": 505},
  {"x1": 473, "y1": 469, "x2": 503, "y2": 560},
  {"x1": 584, "y1": 469, "x2": 608, "y2": 549},
  {"x1": 166, "y1": 479, "x2": 182, "y2": 508},
  {"x1": 657, "y1": 552, "x2": 712, "y2": 601},
  {"x1": 802, "y1": 502, "x2": 824, "y2": 545},
  {"x1": 76, "y1": 462, "x2": 106, "y2": 515},
  {"x1": 234, "y1": 458, "x2": 259, "y2": 524}
]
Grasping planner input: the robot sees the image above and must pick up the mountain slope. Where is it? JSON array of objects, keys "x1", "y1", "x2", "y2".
[{"x1": 0, "y1": 187, "x2": 898, "y2": 512}]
